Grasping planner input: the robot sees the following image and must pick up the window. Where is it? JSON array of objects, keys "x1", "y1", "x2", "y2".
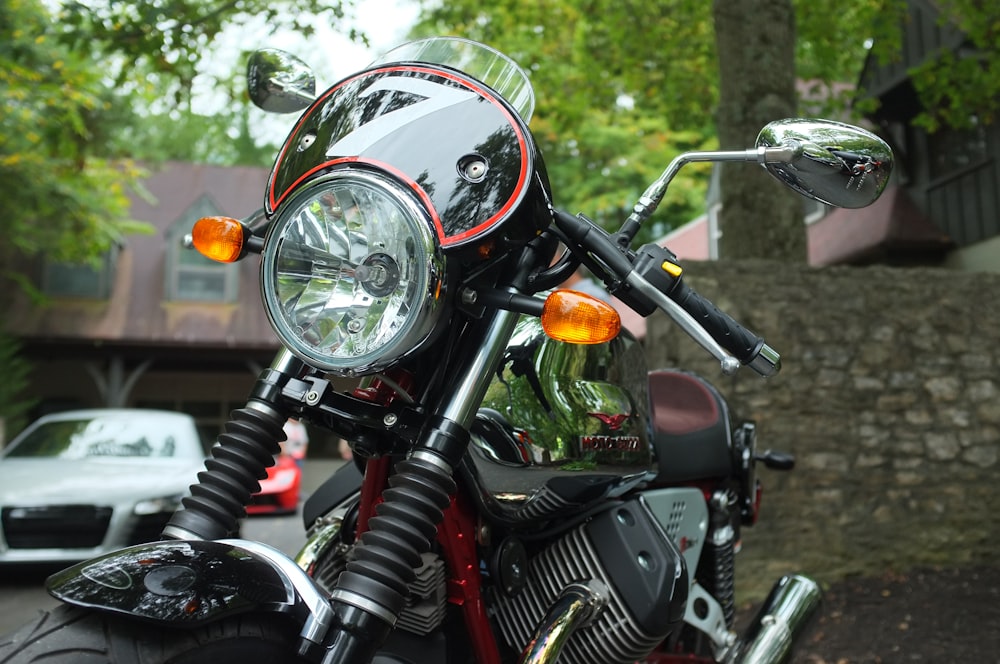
[
  {"x1": 928, "y1": 118, "x2": 989, "y2": 181},
  {"x1": 166, "y1": 195, "x2": 238, "y2": 302},
  {"x1": 43, "y1": 247, "x2": 119, "y2": 299},
  {"x1": 137, "y1": 398, "x2": 241, "y2": 452}
]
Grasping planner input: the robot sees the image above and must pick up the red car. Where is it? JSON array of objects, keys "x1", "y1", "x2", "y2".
[{"x1": 248, "y1": 454, "x2": 301, "y2": 515}]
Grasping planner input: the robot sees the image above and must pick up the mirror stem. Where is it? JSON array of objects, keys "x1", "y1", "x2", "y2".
[{"x1": 618, "y1": 147, "x2": 795, "y2": 245}]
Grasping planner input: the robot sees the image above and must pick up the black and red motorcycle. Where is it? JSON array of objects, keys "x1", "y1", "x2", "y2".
[{"x1": 0, "y1": 37, "x2": 892, "y2": 664}]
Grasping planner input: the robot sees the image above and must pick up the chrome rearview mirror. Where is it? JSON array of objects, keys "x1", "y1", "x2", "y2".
[
  {"x1": 247, "y1": 49, "x2": 317, "y2": 114},
  {"x1": 618, "y1": 118, "x2": 894, "y2": 242},
  {"x1": 756, "y1": 118, "x2": 893, "y2": 209}
]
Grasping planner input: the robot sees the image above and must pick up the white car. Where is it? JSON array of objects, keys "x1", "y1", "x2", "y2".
[{"x1": 0, "y1": 409, "x2": 206, "y2": 564}]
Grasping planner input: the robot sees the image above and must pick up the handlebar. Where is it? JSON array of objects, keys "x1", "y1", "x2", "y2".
[
  {"x1": 552, "y1": 210, "x2": 780, "y2": 377},
  {"x1": 660, "y1": 272, "x2": 781, "y2": 376}
]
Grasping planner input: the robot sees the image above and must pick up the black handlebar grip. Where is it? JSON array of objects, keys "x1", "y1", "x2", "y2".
[{"x1": 670, "y1": 279, "x2": 781, "y2": 376}]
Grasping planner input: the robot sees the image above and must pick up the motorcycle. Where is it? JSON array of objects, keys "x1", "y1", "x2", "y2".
[{"x1": 0, "y1": 37, "x2": 892, "y2": 664}]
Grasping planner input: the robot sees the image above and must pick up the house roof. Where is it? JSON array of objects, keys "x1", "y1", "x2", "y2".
[
  {"x1": 659, "y1": 213, "x2": 712, "y2": 261},
  {"x1": 807, "y1": 185, "x2": 952, "y2": 266},
  {"x1": 653, "y1": 184, "x2": 951, "y2": 269},
  {"x1": 857, "y1": 0, "x2": 965, "y2": 106},
  {"x1": 8, "y1": 162, "x2": 281, "y2": 354}
]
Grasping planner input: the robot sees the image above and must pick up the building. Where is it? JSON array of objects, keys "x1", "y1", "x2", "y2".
[
  {"x1": 5, "y1": 162, "x2": 280, "y2": 444},
  {"x1": 664, "y1": 0, "x2": 995, "y2": 271},
  {"x1": 6, "y1": 0, "x2": 993, "y2": 442},
  {"x1": 855, "y1": 0, "x2": 999, "y2": 272}
]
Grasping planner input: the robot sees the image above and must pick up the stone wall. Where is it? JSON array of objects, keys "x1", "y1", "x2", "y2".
[{"x1": 643, "y1": 260, "x2": 1000, "y2": 598}]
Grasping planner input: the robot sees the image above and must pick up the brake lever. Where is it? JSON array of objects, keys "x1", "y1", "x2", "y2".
[
  {"x1": 624, "y1": 271, "x2": 743, "y2": 375},
  {"x1": 552, "y1": 209, "x2": 779, "y2": 377}
]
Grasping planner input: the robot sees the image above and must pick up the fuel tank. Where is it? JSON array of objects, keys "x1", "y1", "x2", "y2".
[{"x1": 466, "y1": 316, "x2": 655, "y2": 526}]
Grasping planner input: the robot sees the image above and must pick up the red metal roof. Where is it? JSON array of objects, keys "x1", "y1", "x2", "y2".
[{"x1": 807, "y1": 185, "x2": 952, "y2": 266}]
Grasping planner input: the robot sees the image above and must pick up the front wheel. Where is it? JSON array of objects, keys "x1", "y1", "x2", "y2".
[{"x1": 0, "y1": 604, "x2": 307, "y2": 664}]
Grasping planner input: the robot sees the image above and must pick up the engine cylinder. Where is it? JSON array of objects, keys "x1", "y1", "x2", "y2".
[{"x1": 490, "y1": 496, "x2": 686, "y2": 664}]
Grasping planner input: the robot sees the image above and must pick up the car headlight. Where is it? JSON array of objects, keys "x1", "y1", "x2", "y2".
[
  {"x1": 261, "y1": 169, "x2": 446, "y2": 375},
  {"x1": 267, "y1": 469, "x2": 298, "y2": 490},
  {"x1": 133, "y1": 494, "x2": 183, "y2": 516}
]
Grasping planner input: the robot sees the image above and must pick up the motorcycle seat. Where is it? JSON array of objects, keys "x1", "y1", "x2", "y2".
[{"x1": 648, "y1": 369, "x2": 735, "y2": 483}]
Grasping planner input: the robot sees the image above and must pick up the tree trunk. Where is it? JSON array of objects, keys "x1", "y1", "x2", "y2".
[{"x1": 712, "y1": 0, "x2": 805, "y2": 261}]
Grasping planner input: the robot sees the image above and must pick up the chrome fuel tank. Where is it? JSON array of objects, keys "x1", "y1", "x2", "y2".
[{"x1": 466, "y1": 316, "x2": 655, "y2": 526}]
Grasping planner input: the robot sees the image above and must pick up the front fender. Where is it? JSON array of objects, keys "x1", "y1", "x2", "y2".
[{"x1": 46, "y1": 539, "x2": 334, "y2": 642}]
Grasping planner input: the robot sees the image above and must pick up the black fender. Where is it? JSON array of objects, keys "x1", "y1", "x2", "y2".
[
  {"x1": 302, "y1": 458, "x2": 363, "y2": 530},
  {"x1": 46, "y1": 539, "x2": 334, "y2": 645}
]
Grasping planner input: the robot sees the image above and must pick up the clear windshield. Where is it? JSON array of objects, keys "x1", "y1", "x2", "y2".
[
  {"x1": 5, "y1": 416, "x2": 198, "y2": 459},
  {"x1": 369, "y1": 37, "x2": 535, "y2": 122}
]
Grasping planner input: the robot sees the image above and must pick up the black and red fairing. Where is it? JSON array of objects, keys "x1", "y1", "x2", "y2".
[{"x1": 266, "y1": 64, "x2": 553, "y2": 259}]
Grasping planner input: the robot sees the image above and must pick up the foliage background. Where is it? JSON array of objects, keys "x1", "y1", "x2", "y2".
[
  {"x1": 2, "y1": 0, "x2": 997, "y2": 431},
  {"x1": 3, "y1": 0, "x2": 994, "y2": 268}
]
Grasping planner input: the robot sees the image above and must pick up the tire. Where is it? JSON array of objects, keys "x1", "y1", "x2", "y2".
[{"x1": 0, "y1": 604, "x2": 307, "y2": 664}]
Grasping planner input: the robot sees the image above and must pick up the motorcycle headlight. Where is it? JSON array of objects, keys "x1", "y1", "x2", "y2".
[{"x1": 261, "y1": 169, "x2": 446, "y2": 375}]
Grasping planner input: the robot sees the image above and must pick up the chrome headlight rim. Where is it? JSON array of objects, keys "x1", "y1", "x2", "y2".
[{"x1": 260, "y1": 168, "x2": 446, "y2": 375}]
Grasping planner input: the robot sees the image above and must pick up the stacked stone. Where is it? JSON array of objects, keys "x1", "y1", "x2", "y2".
[{"x1": 644, "y1": 260, "x2": 1000, "y2": 598}]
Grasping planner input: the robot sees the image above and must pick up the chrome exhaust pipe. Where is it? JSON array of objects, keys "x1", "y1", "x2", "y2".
[
  {"x1": 728, "y1": 574, "x2": 821, "y2": 664},
  {"x1": 519, "y1": 580, "x2": 609, "y2": 664}
]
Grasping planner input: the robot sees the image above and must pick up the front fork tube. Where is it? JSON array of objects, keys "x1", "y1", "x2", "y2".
[
  {"x1": 162, "y1": 305, "x2": 519, "y2": 662},
  {"x1": 321, "y1": 308, "x2": 521, "y2": 663},
  {"x1": 163, "y1": 349, "x2": 306, "y2": 541}
]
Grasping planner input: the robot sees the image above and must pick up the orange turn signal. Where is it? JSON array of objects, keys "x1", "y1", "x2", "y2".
[
  {"x1": 541, "y1": 290, "x2": 621, "y2": 344},
  {"x1": 192, "y1": 216, "x2": 247, "y2": 263}
]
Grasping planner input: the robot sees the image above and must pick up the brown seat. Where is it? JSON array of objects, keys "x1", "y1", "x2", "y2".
[{"x1": 648, "y1": 369, "x2": 734, "y2": 483}]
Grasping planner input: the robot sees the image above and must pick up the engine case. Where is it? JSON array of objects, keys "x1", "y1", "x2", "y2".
[{"x1": 467, "y1": 317, "x2": 655, "y2": 526}]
